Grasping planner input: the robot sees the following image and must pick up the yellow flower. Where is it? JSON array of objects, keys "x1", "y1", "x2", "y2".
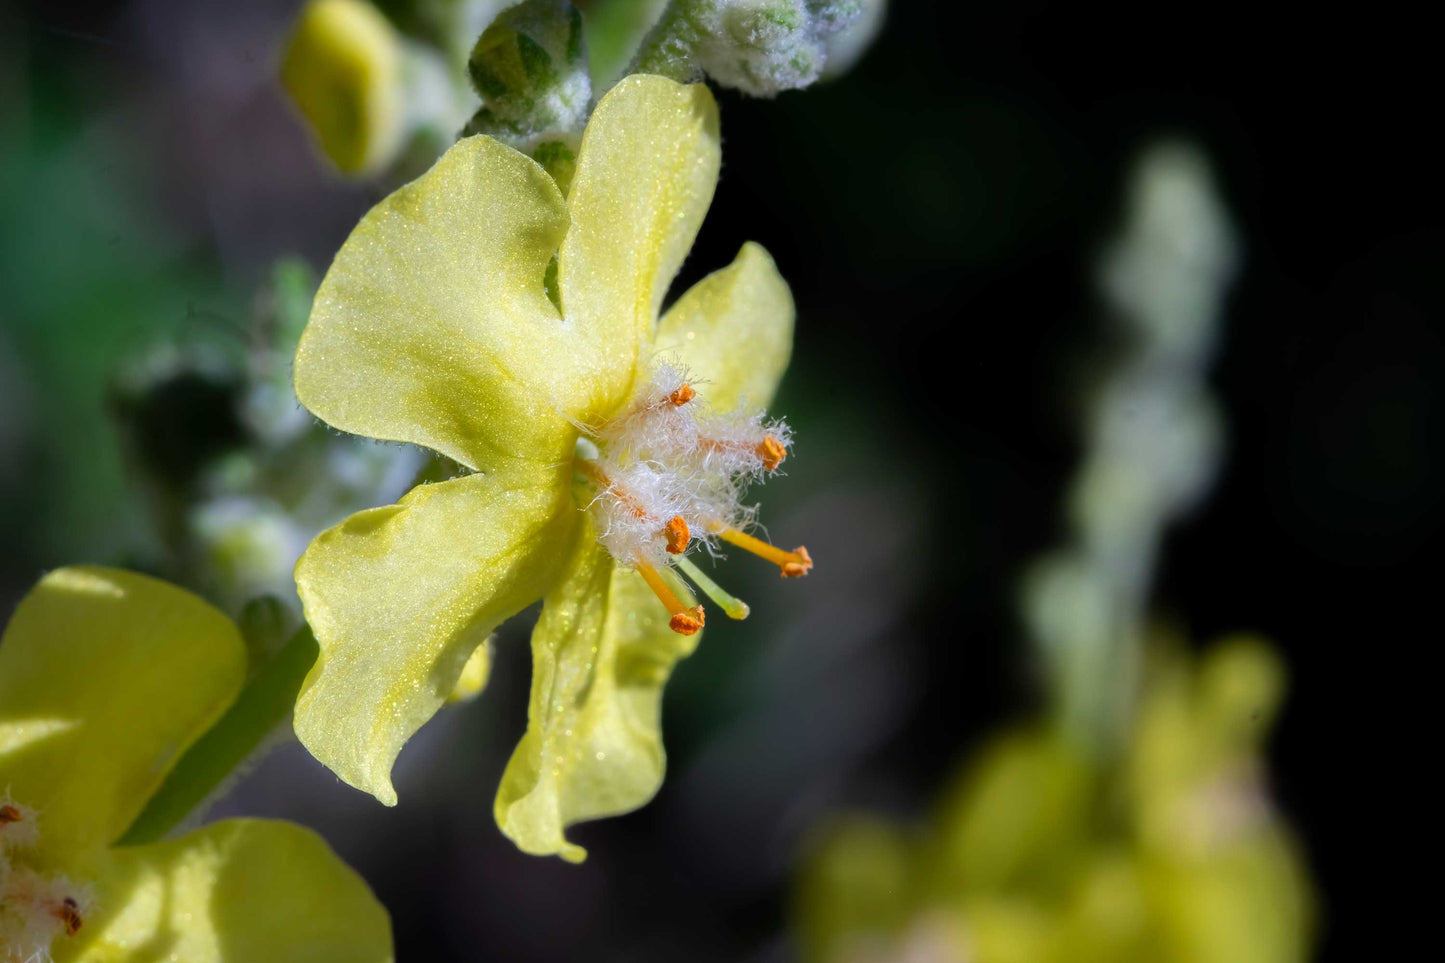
[
  {"x1": 0, "y1": 567, "x2": 391, "y2": 962},
  {"x1": 291, "y1": 75, "x2": 805, "y2": 860}
]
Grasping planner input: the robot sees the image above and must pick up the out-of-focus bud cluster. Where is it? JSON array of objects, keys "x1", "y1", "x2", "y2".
[
  {"x1": 794, "y1": 635, "x2": 1315, "y2": 963},
  {"x1": 280, "y1": 0, "x2": 504, "y2": 177},
  {"x1": 629, "y1": 0, "x2": 876, "y2": 96},
  {"x1": 112, "y1": 260, "x2": 426, "y2": 620},
  {"x1": 279, "y1": 0, "x2": 885, "y2": 178},
  {"x1": 1023, "y1": 143, "x2": 1239, "y2": 748}
]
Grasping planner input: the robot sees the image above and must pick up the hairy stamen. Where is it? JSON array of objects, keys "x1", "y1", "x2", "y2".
[
  {"x1": 712, "y1": 526, "x2": 813, "y2": 577},
  {"x1": 636, "y1": 562, "x2": 705, "y2": 635}
]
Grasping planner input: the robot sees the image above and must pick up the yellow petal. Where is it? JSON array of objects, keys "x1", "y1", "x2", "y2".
[
  {"x1": 294, "y1": 468, "x2": 577, "y2": 805},
  {"x1": 0, "y1": 567, "x2": 244, "y2": 861},
  {"x1": 280, "y1": 0, "x2": 404, "y2": 175},
  {"x1": 70, "y1": 819, "x2": 390, "y2": 962},
  {"x1": 558, "y1": 75, "x2": 721, "y2": 417},
  {"x1": 494, "y1": 522, "x2": 699, "y2": 862},
  {"x1": 295, "y1": 134, "x2": 584, "y2": 473},
  {"x1": 654, "y1": 241, "x2": 795, "y2": 410},
  {"x1": 445, "y1": 638, "x2": 493, "y2": 705}
]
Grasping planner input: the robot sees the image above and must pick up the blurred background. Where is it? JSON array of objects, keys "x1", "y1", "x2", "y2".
[{"x1": 1, "y1": 1, "x2": 1436, "y2": 960}]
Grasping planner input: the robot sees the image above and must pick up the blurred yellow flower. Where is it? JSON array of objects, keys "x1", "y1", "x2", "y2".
[
  {"x1": 281, "y1": 0, "x2": 405, "y2": 175},
  {"x1": 291, "y1": 74, "x2": 805, "y2": 860},
  {"x1": 0, "y1": 567, "x2": 390, "y2": 963},
  {"x1": 795, "y1": 636, "x2": 1314, "y2": 963}
]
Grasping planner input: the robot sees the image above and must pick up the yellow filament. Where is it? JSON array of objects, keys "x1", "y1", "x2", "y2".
[{"x1": 714, "y1": 527, "x2": 813, "y2": 577}]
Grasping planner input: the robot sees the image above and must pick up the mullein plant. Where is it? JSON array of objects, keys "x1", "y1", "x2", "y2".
[
  {"x1": 271, "y1": 0, "x2": 881, "y2": 860},
  {"x1": 792, "y1": 145, "x2": 1315, "y2": 961},
  {"x1": 0, "y1": 2, "x2": 877, "y2": 956},
  {"x1": 0, "y1": 567, "x2": 390, "y2": 962}
]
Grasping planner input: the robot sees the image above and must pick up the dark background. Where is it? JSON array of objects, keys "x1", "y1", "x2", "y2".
[{"x1": 2, "y1": 1, "x2": 1437, "y2": 959}]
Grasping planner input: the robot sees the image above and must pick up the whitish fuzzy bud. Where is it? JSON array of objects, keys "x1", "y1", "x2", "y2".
[
  {"x1": 821, "y1": 0, "x2": 885, "y2": 78},
  {"x1": 464, "y1": 0, "x2": 593, "y2": 175},
  {"x1": 630, "y1": 0, "x2": 863, "y2": 97}
]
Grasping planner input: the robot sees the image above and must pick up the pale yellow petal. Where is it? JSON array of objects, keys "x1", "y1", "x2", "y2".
[
  {"x1": 0, "y1": 567, "x2": 244, "y2": 861},
  {"x1": 557, "y1": 75, "x2": 722, "y2": 417},
  {"x1": 295, "y1": 134, "x2": 584, "y2": 472},
  {"x1": 654, "y1": 241, "x2": 795, "y2": 410},
  {"x1": 445, "y1": 638, "x2": 493, "y2": 705},
  {"x1": 68, "y1": 819, "x2": 390, "y2": 963},
  {"x1": 294, "y1": 468, "x2": 577, "y2": 805},
  {"x1": 494, "y1": 522, "x2": 698, "y2": 862}
]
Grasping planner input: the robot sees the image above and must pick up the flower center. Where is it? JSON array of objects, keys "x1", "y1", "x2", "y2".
[
  {"x1": 1, "y1": 797, "x2": 92, "y2": 961},
  {"x1": 574, "y1": 363, "x2": 812, "y2": 634}
]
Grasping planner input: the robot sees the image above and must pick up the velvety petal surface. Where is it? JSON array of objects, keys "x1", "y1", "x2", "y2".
[
  {"x1": 558, "y1": 75, "x2": 722, "y2": 418},
  {"x1": 654, "y1": 241, "x2": 795, "y2": 410},
  {"x1": 294, "y1": 134, "x2": 583, "y2": 472},
  {"x1": 494, "y1": 521, "x2": 699, "y2": 862},
  {"x1": 68, "y1": 819, "x2": 390, "y2": 963},
  {"x1": 0, "y1": 567, "x2": 244, "y2": 861},
  {"x1": 294, "y1": 468, "x2": 577, "y2": 805}
]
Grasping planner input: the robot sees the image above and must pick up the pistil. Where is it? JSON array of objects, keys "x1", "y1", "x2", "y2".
[{"x1": 673, "y1": 555, "x2": 750, "y2": 620}]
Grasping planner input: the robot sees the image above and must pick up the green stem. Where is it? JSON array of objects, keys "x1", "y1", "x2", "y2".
[{"x1": 118, "y1": 624, "x2": 319, "y2": 846}]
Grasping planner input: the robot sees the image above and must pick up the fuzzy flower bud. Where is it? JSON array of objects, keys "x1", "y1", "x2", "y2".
[
  {"x1": 465, "y1": 0, "x2": 593, "y2": 187},
  {"x1": 630, "y1": 0, "x2": 864, "y2": 96}
]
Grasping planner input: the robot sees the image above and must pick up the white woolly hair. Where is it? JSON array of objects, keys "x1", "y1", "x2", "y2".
[
  {"x1": 0, "y1": 865, "x2": 95, "y2": 963},
  {"x1": 596, "y1": 361, "x2": 702, "y2": 460},
  {"x1": 584, "y1": 361, "x2": 790, "y2": 566},
  {"x1": 0, "y1": 794, "x2": 39, "y2": 853}
]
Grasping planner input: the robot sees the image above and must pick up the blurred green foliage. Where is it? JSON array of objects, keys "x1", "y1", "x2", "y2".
[{"x1": 0, "y1": 98, "x2": 234, "y2": 567}]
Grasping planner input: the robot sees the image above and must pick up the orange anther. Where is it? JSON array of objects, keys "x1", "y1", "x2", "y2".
[
  {"x1": 669, "y1": 383, "x2": 696, "y2": 406},
  {"x1": 663, "y1": 516, "x2": 690, "y2": 554},
  {"x1": 781, "y1": 545, "x2": 813, "y2": 578},
  {"x1": 54, "y1": 897, "x2": 83, "y2": 936},
  {"x1": 756, "y1": 435, "x2": 787, "y2": 471},
  {"x1": 637, "y1": 561, "x2": 708, "y2": 635},
  {"x1": 669, "y1": 605, "x2": 705, "y2": 635},
  {"x1": 0, "y1": 804, "x2": 20, "y2": 823}
]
